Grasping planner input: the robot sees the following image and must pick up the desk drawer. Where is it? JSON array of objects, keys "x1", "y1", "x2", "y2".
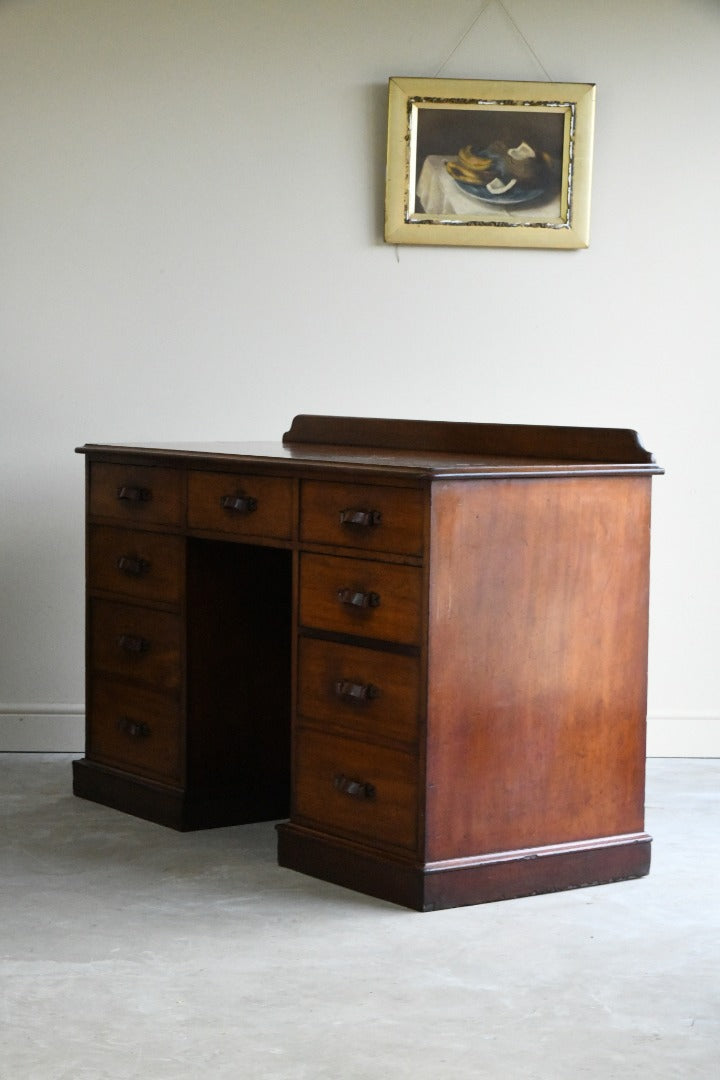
[
  {"x1": 88, "y1": 678, "x2": 181, "y2": 783},
  {"x1": 294, "y1": 728, "x2": 418, "y2": 851},
  {"x1": 187, "y1": 471, "x2": 293, "y2": 539},
  {"x1": 89, "y1": 463, "x2": 183, "y2": 527},
  {"x1": 299, "y1": 553, "x2": 422, "y2": 646},
  {"x1": 300, "y1": 481, "x2": 424, "y2": 556},
  {"x1": 89, "y1": 599, "x2": 182, "y2": 690},
  {"x1": 298, "y1": 637, "x2": 420, "y2": 744},
  {"x1": 88, "y1": 525, "x2": 184, "y2": 605}
]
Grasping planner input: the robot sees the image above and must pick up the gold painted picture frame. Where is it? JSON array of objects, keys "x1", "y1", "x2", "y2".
[{"x1": 384, "y1": 77, "x2": 595, "y2": 250}]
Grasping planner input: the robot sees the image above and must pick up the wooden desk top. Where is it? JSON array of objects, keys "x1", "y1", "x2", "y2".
[{"x1": 78, "y1": 415, "x2": 663, "y2": 481}]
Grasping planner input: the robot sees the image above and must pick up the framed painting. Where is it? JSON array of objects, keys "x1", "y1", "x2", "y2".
[{"x1": 384, "y1": 77, "x2": 595, "y2": 249}]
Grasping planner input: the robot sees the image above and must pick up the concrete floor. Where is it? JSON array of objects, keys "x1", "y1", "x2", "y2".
[{"x1": 1, "y1": 756, "x2": 718, "y2": 1079}]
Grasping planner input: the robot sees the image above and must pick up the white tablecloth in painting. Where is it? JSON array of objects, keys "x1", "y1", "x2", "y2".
[{"x1": 416, "y1": 155, "x2": 561, "y2": 222}]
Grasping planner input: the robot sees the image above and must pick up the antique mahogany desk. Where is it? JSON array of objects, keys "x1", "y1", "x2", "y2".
[{"x1": 74, "y1": 415, "x2": 662, "y2": 911}]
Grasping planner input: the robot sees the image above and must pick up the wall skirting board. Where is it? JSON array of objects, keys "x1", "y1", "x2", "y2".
[
  {"x1": 0, "y1": 708, "x2": 718, "y2": 757},
  {"x1": 0, "y1": 706, "x2": 85, "y2": 752},
  {"x1": 645, "y1": 715, "x2": 720, "y2": 758}
]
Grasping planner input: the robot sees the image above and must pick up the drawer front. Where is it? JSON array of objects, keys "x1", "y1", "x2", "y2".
[
  {"x1": 298, "y1": 637, "x2": 420, "y2": 744},
  {"x1": 299, "y1": 554, "x2": 422, "y2": 646},
  {"x1": 294, "y1": 728, "x2": 418, "y2": 851},
  {"x1": 89, "y1": 598, "x2": 182, "y2": 691},
  {"x1": 300, "y1": 481, "x2": 424, "y2": 556},
  {"x1": 88, "y1": 678, "x2": 181, "y2": 783},
  {"x1": 89, "y1": 463, "x2": 183, "y2": 527},
  {"x1": 88, "y1": 525, "x2": 184, "y2": 605},
  {"x1": 187, "y1": 471, "x2": 293, "y2": 539}
]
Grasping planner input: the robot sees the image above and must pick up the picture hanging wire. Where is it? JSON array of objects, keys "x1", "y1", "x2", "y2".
[{"x1": 434, "y1": 0, "x2": 553, "y2": 80}]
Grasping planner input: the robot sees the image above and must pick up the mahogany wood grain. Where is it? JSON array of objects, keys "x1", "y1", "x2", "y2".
[
  {"x1": 187, "y1": 471, "x2": 294, "y2": 539},
  {"x1": 293, "y1": 727, "x2": 418, "y2": 852},
  {"x1": 87, "y1": 677, "x2": 181, "y2": 784},
  {"x1": 89, "y1": 598, "x2": 182, "y2": 691},
  {"x1": 80, "y1": 417, "x2": 663, "y2": 482},
  {"x1": 88, "y1": 525, "x2": 185, "y2": 606},
  {"x1": 89, "y1": 462, "x2": 183, "y2": 526},
  {"x1": 277, "y1": 825, "x2": 651, "y2": 911},
  {"x1": 425, "y1": 475, "x2": 652, "y2": 860},
  {"x1": 300, "y1": 479, "x2": 425, "y2": 556},
  {"x1": 297, "y1": 637, "x2": 420, "y2": 745},
  {"x1": 284, "y1": 414, "x2": 658, "y2": 465},
  {"x1": 299, "y1": 553, "x2": 423, "y2": 646}
]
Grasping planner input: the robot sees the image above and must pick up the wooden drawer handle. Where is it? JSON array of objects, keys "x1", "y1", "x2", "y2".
[
  {"x1": 116, "y1": 555, "x2": 150, "y2": 577},
  {"x1": 334, "y1": 679, "x2": 380, "y2": 703},
  {"x1": 220, "y1": 494, "x2": 258, "y2": 514},
  {"x1": 339, "y1": 508, "x2": 382, "y2": 527},
  {"x1": 116, "y1": 716, "x2": 150, "y2": 739},
  {"x1": 117, "y1": 485, "x2": 151, "y2": 503},
  {"x1": 117, "y1": 634, "x2": 150, "y2": 654},
  {"x1": 333, "y1": 773, "x2": 376, "y2": 801},
  {"x1": 337, "y1": 588, "x2": 380, "y2": 609},
  {"x1": 117, "y1": 561, "x2": 151, "y2": 578}
]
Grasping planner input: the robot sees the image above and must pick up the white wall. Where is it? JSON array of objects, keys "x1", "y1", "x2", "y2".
[{"x1": 1, "y1": 0, "x2": 718, "y2": 754}]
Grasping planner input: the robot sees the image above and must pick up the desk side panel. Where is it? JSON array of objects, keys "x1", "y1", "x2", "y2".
[{"x1": 425, "y1": 475, "x2": 652, "y2": 863}]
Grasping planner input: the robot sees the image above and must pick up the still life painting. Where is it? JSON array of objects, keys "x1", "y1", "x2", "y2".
[{"x1": 384, "y1": 77, "x2": 595, "y2": 249}]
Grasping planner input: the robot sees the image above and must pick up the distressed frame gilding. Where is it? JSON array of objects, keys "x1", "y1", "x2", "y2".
[{"x1": 384, "y1": 77, "x2": 596, "y2": 250}]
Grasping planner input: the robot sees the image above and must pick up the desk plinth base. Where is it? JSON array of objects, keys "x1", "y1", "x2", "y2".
[
  {"x1": 276, "y1": 824, "x2": 652, "y2": 912},
  {"x1": 73, "y1": 759, "x2": 289, "y2": 832}
]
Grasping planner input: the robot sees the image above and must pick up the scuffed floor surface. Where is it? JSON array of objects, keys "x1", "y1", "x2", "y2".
[{"x1": 1, "y1": 755, "x2": 718, "y2": 1079}]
